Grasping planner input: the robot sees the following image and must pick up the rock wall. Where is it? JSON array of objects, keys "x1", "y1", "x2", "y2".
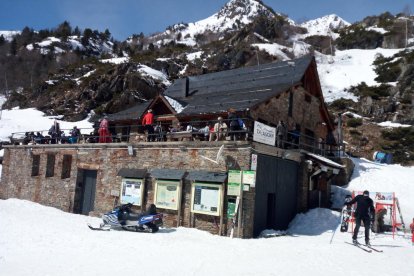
[{"x1": 0, "y1": 142, "x2": 257, "y2": 237}]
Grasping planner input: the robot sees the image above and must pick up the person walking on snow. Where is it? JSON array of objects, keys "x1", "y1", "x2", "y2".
[{"x1": 345, "y1": 190, "x2": 375, "y2": 246}]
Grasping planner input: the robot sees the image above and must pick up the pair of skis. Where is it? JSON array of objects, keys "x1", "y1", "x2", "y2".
[
  {"x1": 87, "y1": 223, "x2": 110, "y2": 231},
  {"x1": 345, "y1": 242, "x2": 383, "y2": 253}
]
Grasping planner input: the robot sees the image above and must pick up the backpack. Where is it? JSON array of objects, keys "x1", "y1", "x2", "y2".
[{"x1": 238, "y1": 118, "x2": 244, "y2": 128}]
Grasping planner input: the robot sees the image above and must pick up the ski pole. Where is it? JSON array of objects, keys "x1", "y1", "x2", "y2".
[{"x1": 330, "y1": 211, "x2": 343, "y2": 244}]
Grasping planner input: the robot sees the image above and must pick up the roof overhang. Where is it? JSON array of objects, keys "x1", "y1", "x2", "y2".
[{"x1": 303, "y1": 152, "x2": 344, "y2": 174}]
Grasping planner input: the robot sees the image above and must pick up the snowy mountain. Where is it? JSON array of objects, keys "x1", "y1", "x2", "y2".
[
  {"x1": 299, "y1": 14, "x2": 350, "y2": 39},
  {"x1": 149, "y1": 0, "x2": 282, "y2": 46}
]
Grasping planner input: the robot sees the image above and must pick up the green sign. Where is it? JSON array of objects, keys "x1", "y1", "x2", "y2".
[
  {"x1": 227, "y1": 170, "x2": 242, "y2": 196},
  {"x1": 227, "y1": 201, "x2": 236, "y2": 218}
]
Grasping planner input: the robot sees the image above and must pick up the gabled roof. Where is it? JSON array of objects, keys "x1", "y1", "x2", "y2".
[
  {"x1": 163, "y1": 55, "x2": 314, "y2": 116},
  {"x1": 107, "y1": 101, "x2": 152, "y2": 122}
]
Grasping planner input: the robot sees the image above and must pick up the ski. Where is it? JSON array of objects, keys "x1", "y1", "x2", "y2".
[
  {"x1": 87, "y1": 223, "x2": 110, "y2": 231},
  {"x1": 363, "y1": 245, "x2": 383, "y2": 252},
  {"x1": 344, "y1": 242, "x2": 372, "y2": 253},
  {"x1": 340, "y1": 195, "x2": 353, "y2": 232}
]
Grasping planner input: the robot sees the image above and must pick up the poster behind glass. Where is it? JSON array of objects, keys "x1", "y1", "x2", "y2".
[
  {"x1": 155, "y1": 181, "x2": 179, "y2": 210},
  {"x1": 120, "y1": 178, "x2": 142, "y2": 206},
  {"x1": 192, "y1": 183, "x2": 221, "y2": 216}
]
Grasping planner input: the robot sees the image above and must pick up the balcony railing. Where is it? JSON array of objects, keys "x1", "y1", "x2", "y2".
[{"x1": 9, "y1": 118, "x2": 344, "y2": 157}]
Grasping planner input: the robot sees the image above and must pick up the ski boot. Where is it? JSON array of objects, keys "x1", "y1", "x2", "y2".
[
  {"x1": 352, "y1": 239, "x2": 359, "y2": 245},
  {"x1": 365, "y1": 239, "x2": 371, "y2": 246}
]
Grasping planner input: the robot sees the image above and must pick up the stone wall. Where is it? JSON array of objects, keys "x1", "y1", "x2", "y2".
[
  {"x1": 0, "y1": 141, "x2": 257, "y2": 238},
  {"x1": 250, "y1": 86, "x2": 326, "y2": 138}
]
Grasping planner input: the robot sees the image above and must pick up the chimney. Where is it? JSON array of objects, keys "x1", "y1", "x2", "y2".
[{"x1": 182, "y1": 77, "x2": 189, "y2": 97}]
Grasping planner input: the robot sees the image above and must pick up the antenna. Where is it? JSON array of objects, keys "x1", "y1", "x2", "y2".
[{"x1": 200, "y1": 145, "x2": 225, "y2": 164}]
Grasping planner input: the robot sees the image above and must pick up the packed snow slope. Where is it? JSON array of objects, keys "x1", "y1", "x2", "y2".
[{"x1": 1, "y1": 156, "x2": 414, "y2": 276}]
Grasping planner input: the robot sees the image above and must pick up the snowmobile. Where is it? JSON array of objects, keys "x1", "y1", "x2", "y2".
[{"x1": 88, "y1": 203, "x2": 163, "y2": 233}]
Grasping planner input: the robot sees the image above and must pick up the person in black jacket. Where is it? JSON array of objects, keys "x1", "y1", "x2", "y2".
[{"x1": 345, "y1": 190, "x2": 375, "y2": 245}]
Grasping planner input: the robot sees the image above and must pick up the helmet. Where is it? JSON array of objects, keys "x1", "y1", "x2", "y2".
[{"x1": 363, "y1": 190, "x2": 369, "y2": 196}]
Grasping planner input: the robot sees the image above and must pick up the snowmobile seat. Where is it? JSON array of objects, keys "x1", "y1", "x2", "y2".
[{"x1": 125, "y1": 213, "x2": 141, "y2": 220}]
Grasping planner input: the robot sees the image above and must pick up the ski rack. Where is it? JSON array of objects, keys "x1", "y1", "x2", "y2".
[{"x1": 395, "y1": 198, "x2": 406, "y2": 233}]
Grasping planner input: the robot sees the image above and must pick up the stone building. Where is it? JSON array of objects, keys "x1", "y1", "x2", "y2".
[{"x1": 0, "y1": 55, "x2": 348, "y2": 238}]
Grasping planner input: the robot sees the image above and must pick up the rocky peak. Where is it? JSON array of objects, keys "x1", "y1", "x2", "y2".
[
  {"x1": 216, "y1": 0, "x2": 276, "y2": 20},
  {"x1": 153, "y1": 0, "x2": 279, "y2": 47},
  {"x1": 300, "y1": 14, "x2": 350, "y2": 38}
]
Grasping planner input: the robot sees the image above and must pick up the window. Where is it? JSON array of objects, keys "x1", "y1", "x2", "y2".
[
  {"x1": 45, "y1": 153, "x2": 55, "y2": 177},
  {"x1": 191, "y1": 182, "x2": 223, "y2": 216},
  {"x1": 31, "y1": 155, "x2": 40, "y2": 176},
  {"x1": 288, "y1": 92, "x2": 293, "y2": 117},
  {"x1": 154, "y1": 180, "x2": 181, "y2": 210},
  {"x1": 120, "y1": 178, "x2": 144, "y2": 206},
  {"x1": 61, "y1": 155, "x2": 72, "y2": 179}
]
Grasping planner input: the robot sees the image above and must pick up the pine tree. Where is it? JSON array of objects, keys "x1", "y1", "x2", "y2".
[
  {"x1": 104, "y1": 29, "x2": 111, "y2": 40},
  {"x1": 9, "y1": 38, "x2": 17, "y2": 55},
  {"x1": 73, "y1": 26, "x2": 81, "y2": 36},
  {"x1": 56, "y1": 21, "x2": 72, "y2": 41},
  {"x1": 82, "y1": 28, "x2": 93, "y2": 46}
]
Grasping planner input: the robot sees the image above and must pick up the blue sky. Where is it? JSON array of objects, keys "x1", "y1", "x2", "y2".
[{"x1": 0, "y1": 0, "x2": 411, "y2": 40}]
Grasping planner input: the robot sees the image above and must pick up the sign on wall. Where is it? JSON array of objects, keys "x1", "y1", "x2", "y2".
[
  {"x1": 191, "y1": 183, "x2": 222, "y2": 216},
  {"x1": 242, "y1": 170, "x2": 256, "y2": 187},
  {"x1": 155, "y1": 180, "x2": 181, "y2": 210},
  {"x1": 253, "y1": 121, "x2": 276, "y2": 146},
  {"x1": 120, "y1": 178, "x2": 143, "y2": 206},
  {"x1": 227, "y1": 170, "x2": 242, "y2": 196},
  {"x1": 251, "y1": 153, "x2": 257, "y2": 171}
]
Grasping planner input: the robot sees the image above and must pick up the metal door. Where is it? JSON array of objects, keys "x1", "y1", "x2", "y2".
[
  {"x1": 82, "y1": 170, "x2": 97, "y2": 215},
  {"x1": 253, "y1": 154, "x2": 299, "y2": 237},
  {"x1": 74, "y1": 169, "x2": 97, "y2": 215}
]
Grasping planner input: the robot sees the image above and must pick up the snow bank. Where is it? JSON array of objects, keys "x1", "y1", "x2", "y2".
[
  {"x1": 252, "y1": 43, "x2": 290, "y2": 60},
  {"x1": 100, "y1": 57, "x2": 129, "y2": 64},
  {"x1": 288, "y1": 208, "x2": 340, "y2": 235},
  {"x1": 377, "y1": 121, "x2": 412, "y2": 128},
  {"x1": 1, "y1": 198, "x2": 413, "y2": 276}
]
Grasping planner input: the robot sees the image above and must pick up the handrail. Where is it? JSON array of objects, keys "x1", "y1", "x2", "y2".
[{"x1": 9, "y1": 118, "x2": 344, "y2": 157}]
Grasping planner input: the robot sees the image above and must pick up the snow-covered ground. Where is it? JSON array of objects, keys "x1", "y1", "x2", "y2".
[
  {"x1": 1, "y1": 156, "x2": 413, "y2": 276},
  {"x1": 316, "y1": 48, "x2": 403, "y2": 102},
  {"x1": 0, "y1": 105, "x2": 93, "y2": 142}
]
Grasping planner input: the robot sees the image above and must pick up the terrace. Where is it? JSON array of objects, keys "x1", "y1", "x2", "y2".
[{"x1": 9, "y1": 117, "x2": 344, "y2": 158}]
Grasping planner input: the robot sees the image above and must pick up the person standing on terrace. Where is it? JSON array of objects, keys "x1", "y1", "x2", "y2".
[
  {"x1": 98, "y1": 116, "x2": 112, "y2": 143},
  {"x1": 142, "y1": 109, "x2": 155, "y2": 142}
]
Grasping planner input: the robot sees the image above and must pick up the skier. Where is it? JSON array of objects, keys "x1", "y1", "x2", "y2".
[
  {"x1": 410, "y1": 218, "x2": 414, "y2": 244},
  {"x1": 345, "y1": 190, "x2": 375, "y2": 246}
]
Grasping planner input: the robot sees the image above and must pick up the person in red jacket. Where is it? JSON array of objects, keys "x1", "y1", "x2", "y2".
[
  {"x1": 98, "y1": 116, "x2": 112, "y2": 143},
  {"x1": 142, "y1": 109, "x2": 154, "y2": 141},
  {"x1": 410, "y1": 218, "x2": 414, "y2": 244}
]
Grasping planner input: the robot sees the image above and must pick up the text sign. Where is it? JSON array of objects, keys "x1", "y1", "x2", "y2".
[{"x1": 253, "y1": 121, "x2": 276, "y2": 146}]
